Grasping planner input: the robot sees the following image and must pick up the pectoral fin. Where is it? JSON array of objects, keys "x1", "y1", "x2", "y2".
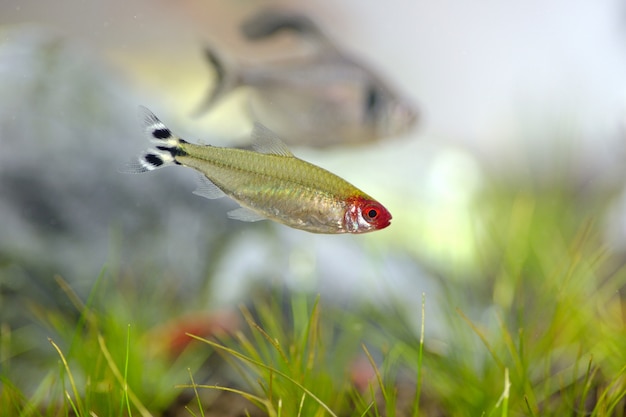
[{"x1": 192, "y1": 174, "x2": 226, "y2": 199}]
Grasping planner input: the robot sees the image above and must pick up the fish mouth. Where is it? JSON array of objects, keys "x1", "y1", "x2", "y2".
[
  {"x1": 375, "y1": 209, "x2": 392, "y2": 230},
  {"x1": 378, "y1": 217, "x2": 392, "y2": 230}
]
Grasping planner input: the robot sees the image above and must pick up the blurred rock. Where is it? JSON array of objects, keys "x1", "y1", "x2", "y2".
[{"x1": 0, "y1": 26, "x2": 242, "y2": 320}]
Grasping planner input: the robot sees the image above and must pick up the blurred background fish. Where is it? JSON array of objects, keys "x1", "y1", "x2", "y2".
[{"x1": 195, "y1": 7, "x2": 418, "y2": 148}]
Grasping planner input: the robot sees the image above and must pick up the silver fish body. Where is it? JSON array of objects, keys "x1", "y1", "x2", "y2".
[{"x1": 243, "y1": 54, "x2": 416, "y2": 146}]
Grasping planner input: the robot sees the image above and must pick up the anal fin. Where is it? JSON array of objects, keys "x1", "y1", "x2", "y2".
[{"x1": 227, "y1": 207, "x2": 267, "y2": 222}]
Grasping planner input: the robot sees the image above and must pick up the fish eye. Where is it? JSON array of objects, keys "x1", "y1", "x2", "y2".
[{"x1": 362, "y1": 205, "x2": 379, "y2": 222}]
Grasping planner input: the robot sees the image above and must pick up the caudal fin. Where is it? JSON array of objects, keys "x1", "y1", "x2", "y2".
[
  {"x1": 124, "y1": 107, "x2": 184, "y2": 173},
  {"x1": 193, "y1": 46, "x2": 240, "y2": 116}
]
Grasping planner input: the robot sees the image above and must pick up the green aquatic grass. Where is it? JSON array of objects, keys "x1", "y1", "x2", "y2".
[
  {"x1": 180, "y1": 295, "x2": 358, "y2": 417},
  {"x1": 177, "y1": 293, "x2": 424, "y2": 417},
  {"x1": 404, "y1": 184, "x2": 626, "y2": 416},
  {"x1": 0, "y1": 269, "x2": 213, "y2": 417},
  {"x1": 1, "y1": 181, "x2": 626, "y2": 416}
]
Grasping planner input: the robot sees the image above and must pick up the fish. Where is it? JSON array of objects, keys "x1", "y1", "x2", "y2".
[
  {"x1": 195, "y1": 9, "x2": 418, "y2": 148},
  {"x1": 127, "y1": 107, "x2": 392, "y2": 234}
]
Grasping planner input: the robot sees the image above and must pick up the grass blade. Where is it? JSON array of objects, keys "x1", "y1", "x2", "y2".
[
  {"x1": 48, "y1": 338, "x2": 84, "y2": 415},
  {"x1": 97, "y1": 334, "x2": 152, "y2": 417},
  {"x1": 186, "y1": 333, "x2": 339, "y2": 417}
]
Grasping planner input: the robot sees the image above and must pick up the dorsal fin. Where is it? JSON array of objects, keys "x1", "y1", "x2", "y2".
[
  {"x1": 240, "y1": 8, "x2": 335, "y2": 52},
  {"x1": 251, "y1": 122, "x2": 294, "y2": 156}
]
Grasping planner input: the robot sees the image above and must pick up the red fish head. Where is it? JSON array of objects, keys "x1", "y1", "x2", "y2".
[{"x1": 344, "y1": 196, "x2": 392, "y2": 233}]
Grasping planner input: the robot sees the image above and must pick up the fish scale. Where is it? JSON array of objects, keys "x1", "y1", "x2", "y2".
[
  {"x1": 179, "y1": 143, "x2": 359, "y2": 199},
  {"x1": 178, "y1": 146, "x2": 352, "y2": 228}
]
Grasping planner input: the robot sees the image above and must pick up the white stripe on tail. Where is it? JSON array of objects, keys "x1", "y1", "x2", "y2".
[{"x1": 125, "y1": 107, "x2": 185, "y2": 173}]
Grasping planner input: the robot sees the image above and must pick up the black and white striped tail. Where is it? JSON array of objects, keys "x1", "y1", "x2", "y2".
[{"x1": 125, "y1": 106, "x2": 184, "y2": 173}]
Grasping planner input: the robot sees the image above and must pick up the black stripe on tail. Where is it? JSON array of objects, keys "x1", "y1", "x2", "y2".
[{"x1": 124, "y1": 107, "x2": 186, "y2": 173}]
